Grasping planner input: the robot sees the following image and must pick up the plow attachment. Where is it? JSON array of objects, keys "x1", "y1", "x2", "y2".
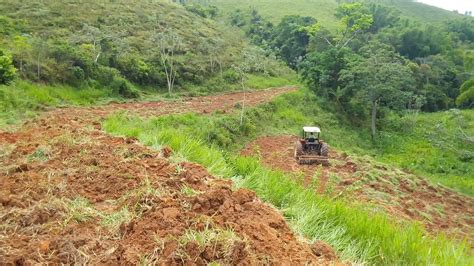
[{"x1": 297, "y1": 155, "x2": 329, "y2": 166}]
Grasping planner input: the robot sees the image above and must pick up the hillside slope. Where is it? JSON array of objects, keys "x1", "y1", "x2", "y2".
[
  {"x1": 0, "y1": 0, "x2": 290, "y2": 93},
  {"x1": 206, "y1": 0, "x2": 463, "y2": 29}
]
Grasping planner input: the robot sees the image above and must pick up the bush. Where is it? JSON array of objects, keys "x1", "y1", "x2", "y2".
[
  {"x1": 222, "y1": 69, "x2": 239, "y2": 83},
  {"x1": 110, "y1": 76, "x2": 140, "y2": 98},
  {"x1": 0, "y1": 49, "x2": 16, "y2": 85}
]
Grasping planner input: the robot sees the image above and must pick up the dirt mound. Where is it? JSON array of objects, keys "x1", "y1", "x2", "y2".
[
  {"x1": 0, "y1": 88, "x2": 338, "y2": 264},
  {"x1": 241, "y1": 135, "x2": 474, "y2": 247}
]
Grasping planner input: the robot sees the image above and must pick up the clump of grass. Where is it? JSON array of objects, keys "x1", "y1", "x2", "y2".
[
  {"x1": 178, "y1": 224, "x2": 243, "y2": 260},
  {"x1": 181, "y1": 185, "x2": 201, "y2": 197},
  {"x1": 27, "y1": 146, "x2": 52, "y2": 162},
  {"x1": 100, "y1": 207, "x2": 134, "y2": 234},
  {"x1": 63, "y1": 197, "x2": 99, "y2": 224},
  {"x1": 0, "y1": 143, "x2": 15, "y2": 159},
  {"x1": 117, "y1": 178, "x2": 163, "y2": 217}
]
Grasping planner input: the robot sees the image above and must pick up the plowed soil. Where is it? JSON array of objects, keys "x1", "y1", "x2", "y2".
[
  {"x1": 241, "y1": 135, "x2": 474, "y2": 247},
  {"x1": 0, "y1": 88, "x2": 339, "y2": 264}
]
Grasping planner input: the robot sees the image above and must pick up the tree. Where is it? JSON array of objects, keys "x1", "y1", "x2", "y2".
[
  {"x1": 0, "y1": 49, "x2": 16, "y2": 85},
  {"x1": 154, "y1": 28, "x2": 184, "y2": 94},
  {"x1": 456, "y1": 78, "x2": 474, "y2": 107},
  {"x1": 31, "y1": 37, "x2": 48, "y2": 80},
  {"x1": 397, "y1": 25, "x2": 450, "y2": 59},
  {"x1": 340, "y1": 43, "x2": 415, "y2": 139},
  {"x1": 232, "y1": 47, "x2": 265, "y2": 126},
  {"x1": 331, "y1": 2, "x2": 373, "y2": 48},
  {"x1": 366, "y1": 3, "x2": 400, "y2": 33},
  {"x1": 271, "y1": 15, "x2": 315, "y2": 67},
  {"x1": 12, "y1": 35, "x2": 31, "y2": 75},
  {"x1": 71, "y1": 24, "x2": 109, "y2": 64}
]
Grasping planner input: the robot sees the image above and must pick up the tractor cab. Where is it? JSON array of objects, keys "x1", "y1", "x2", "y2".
[{"x1": 302, "y1": 126, "x2": 320, "y2": 144}]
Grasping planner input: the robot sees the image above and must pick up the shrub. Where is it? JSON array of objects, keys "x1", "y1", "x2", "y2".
[
  {"x1": 0, "y1": 49, "x2": 16, "y2": 85},
  {"x1": 222, "y1": 69, "x2": 239, "y2": 83}
]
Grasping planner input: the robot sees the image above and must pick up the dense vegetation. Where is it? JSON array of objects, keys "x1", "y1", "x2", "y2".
[
  {"x1": 103, "y1": 90, "x2": 473, "y2": 264},
  {"x1": 0, "y1": 0, "x2": 293, "y2": 91},
  {"x1": 0, "y1": 0, "x2": 296, "y2": 126},
  {"x1": 202, "y1": 0, "x2": 474, "y2": 139}
]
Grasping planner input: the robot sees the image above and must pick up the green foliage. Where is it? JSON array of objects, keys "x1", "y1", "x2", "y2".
[
  {"x1": 339, "y1": 42, "x2": 415, "y2": 137},
  {"x1": 377, "y1": 109, "x2": 474, "y2": 196},
  {"x1": 185, "y1": 4, "x2": 219, "y2": 19},
  {"x1": 0, "y1": 49, "x2": 16, "y2": 85},
  {"x1": 206, "y1": 0, "x2": 463, "y2": 33},
  {"x1": 0, "y1": 0, "x2": 292, "y2": 95},
  {"x1": 0, "y1": 80, "x2": 115, "y2": 127},
  {"x1": 271, "y1": 16, "x2": 316, "y2": 67},
  {"x1": 396, "y1": 24, "x2": 451, "y2": 59},
  {"x1": 446, "y1": 17, "x2": 474, "y2": 43},
  {"x1": 335, "y1": 2, "x2": 373, "y2": 34},
  {"x1": 456, "y1": 78, "x2": 474, "y2": 107}
]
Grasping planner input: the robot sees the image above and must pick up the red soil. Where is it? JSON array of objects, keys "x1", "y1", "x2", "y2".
[
  {"x1": 0, "y1": 88, "x2": 338, "y2": 264},
  {"x1": 241, "y1": 135, "x2": 474, "y2": 247}
]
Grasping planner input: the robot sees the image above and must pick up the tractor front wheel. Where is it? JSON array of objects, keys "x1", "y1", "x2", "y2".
[{"x1": 320, "y1": 143, "x2": 329, "y2": 157}]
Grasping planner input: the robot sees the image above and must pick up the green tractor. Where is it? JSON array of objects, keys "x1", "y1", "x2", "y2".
[{"x1": 294, "y1": 126, "x2": 329, "y2": 165}]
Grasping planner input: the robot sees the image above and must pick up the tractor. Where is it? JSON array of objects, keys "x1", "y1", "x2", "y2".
[{"x1": 294, "y1": 126, "x2": 329, "y2": 165}]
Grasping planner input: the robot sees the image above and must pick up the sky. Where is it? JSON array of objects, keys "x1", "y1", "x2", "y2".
[{"x1": 416, "y1": 0, "x2": 473, "y2": 14}]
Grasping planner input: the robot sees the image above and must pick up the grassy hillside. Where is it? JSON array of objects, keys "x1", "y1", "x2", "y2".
[
  {"x1": 203, "y1": 0, "x2": 340, "y2": 30},
  {"x1": 377, "y1": 109, "x2": 474, "y2": 195},
  {"x1": 0, "y1": 0, "x2": 295, "y2": 127},
  {"x1": 204, "y1": 0, "x2": 463, "y2": 30},
  {"x1": 0, "y1": 0, "x2": 292, "y2": 90}
]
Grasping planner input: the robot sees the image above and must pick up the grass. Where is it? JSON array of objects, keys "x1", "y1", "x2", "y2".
[
  {"x1": 0, "y1": 80, "x2": 118, "y2": 128},
  {"x1": 202, "y1": 0, "x2": 462, "y2": 31},
  {"x1": 178, "y1": 225, "x2": 241, "y2": 256},
  {"x1": 375, "y1": 109, "x2": 474, "y2": 196},
  {"x1": 103, "y1": 102, "x2": 473, "y2": 264},
  {"x1": 202, "y1": 0, "x2": 340, "y2": 31}
]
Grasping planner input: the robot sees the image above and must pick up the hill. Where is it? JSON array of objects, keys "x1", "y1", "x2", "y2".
[
  {"x1": 0, "y1": 0, "x2": 294, "y2": 127},
  {"x1": 0, "y1": 0, "x2": 293, "y2": 87},
  {"x1": 204, "y1": 0, "x2": 464, "y2": 30}
]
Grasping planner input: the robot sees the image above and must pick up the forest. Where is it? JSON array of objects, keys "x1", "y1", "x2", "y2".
[{"x1": 223, "y1": 1, "x2": 474, "y2": 137}]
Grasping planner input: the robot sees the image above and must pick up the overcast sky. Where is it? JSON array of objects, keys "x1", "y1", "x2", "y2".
[{"x1": 416, "y1": 0, "x2": 473, "y2": 14}]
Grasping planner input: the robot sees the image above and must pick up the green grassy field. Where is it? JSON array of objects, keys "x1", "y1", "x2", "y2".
[
  {"x1": 206, "y1": 0, "x2": 340, "y2": 30},
  {"x1": 103, "y1": 91, "x2": 473, "y2": 264},
  {"x1": 376, "y1": 109, "x2": 474, "y2": 196},
  {"x1": 0, "y1": 81, "x2": 117, "y2": 128}
]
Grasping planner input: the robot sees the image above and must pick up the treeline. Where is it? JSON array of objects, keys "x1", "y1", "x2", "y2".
[
  {"x1": 228, "y1": 2, "x2": 474, "y2": 138},
  {"x1": 0, "y1": 0, "x2": 289, "y2": 97}
]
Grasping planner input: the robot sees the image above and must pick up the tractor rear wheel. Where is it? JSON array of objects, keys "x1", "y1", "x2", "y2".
[
  {"x1": 294, "y1": 141, "x2": 304, "y2": 159},
  {"x1": 320, "y1": 143, "x2": 329, "y2": 157}
]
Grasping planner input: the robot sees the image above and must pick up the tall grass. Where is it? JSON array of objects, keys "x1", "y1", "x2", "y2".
[
  {"x1": 376, "y1": 109, "x2": 474, "y2": 196},
  {"x1": 0, "y1": 81, "x2": 116, "y2": 127},
  {"x1": 103, "y1": 111, "x2": 473, "y2": 265}
]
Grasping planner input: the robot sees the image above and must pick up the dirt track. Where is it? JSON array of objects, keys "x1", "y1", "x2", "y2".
[
  {"x1": 0, "y1": 88, "x2": 341, "y2": 264},
  {"x1": 241, "y1": 135, "x2": 474, "y2": 247}
]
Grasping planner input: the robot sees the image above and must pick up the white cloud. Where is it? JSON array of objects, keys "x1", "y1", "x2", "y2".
[{"x1": 416, "y1": 0, "x2": 473, "y2": 14}]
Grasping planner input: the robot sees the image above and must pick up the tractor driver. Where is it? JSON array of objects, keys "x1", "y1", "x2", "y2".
[{"x1": 308, "y1": 132, "x2": 316, "y2": 143}]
